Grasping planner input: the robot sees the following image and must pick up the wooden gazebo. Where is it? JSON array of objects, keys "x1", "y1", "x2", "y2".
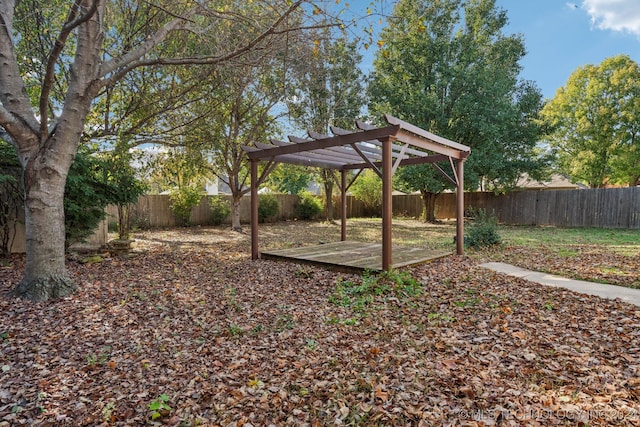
[{"x1": 242, "y1": 114, "x2": 471, "y2": 271}]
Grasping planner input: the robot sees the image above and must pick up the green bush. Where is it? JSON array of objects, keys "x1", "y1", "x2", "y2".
[
  {"x1": 258, "y1": 194, "x2": 280, "y2": 223},
  {"x1": 64, "y1": 148, "x2": 124, "y2": 248},
  {"x1": 350, "y1": 169, "x2": 382, "y2": 216},
  {"x1": 465, "y1": 208, "x2": 501, "y2": 249},
  {"x1": 169, "y1": 185, "x2": 203, "y2": 225},
  {"x1": 295, "y1": 191, "x2": 323, "y2": 220},
  {"x1": 209, "y1": 195, "x2": 230, "y2": 225}
]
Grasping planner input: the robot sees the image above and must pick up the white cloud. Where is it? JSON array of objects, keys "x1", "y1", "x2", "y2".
[{"x1": 582, "y1": 0, "x2": 640, "y2": 36}]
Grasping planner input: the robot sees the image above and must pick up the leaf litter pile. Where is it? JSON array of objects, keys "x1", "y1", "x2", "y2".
[{"x1": 1, "y1": 225, "x2": 639, "y2": 426}]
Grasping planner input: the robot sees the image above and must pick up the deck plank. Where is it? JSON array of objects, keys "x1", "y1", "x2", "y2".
[{"x1": 261, "y1": 241, "x2": 451, "y2": 272}]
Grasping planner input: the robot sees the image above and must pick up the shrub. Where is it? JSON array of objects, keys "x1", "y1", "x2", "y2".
[
  {"x1": 350, "y1": 169, "x2": 382, "y2": 216},
  {"x1": 64, "y1": 148, "x2": 124, "y2": 248},
  {"x1": 169, "y1": 185, "x2": 203, "y2": 225},
  {"x1": 258, "y1": 194, "x2": 279, "y2": 223},
  {"x1": 209, "y1": 196, "x2": 230, "y2": 225},
  {"x1": 465, "y1": 208, "x2": 501, "y2": 249},
  {"x1": 295, "y1": 191, "x2": 323, "y2": 220}
]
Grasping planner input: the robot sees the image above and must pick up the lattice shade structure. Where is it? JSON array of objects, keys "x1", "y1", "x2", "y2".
[{"x1": 242, "y1": 114, "x2": 471, "y2": 270}]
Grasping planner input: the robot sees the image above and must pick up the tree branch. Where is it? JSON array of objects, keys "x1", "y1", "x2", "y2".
[
  {"x1": 0, "y1": 1, "x2": 40, "y2": 135},
  {"x1": 98, "y1": 6, "x2": 198, "y2": 80},
  {"x1": 40, "y1": 0, "x2": 100, "y2": 139},
  {"x1": 99, "y1": 1, "x2": 310, "y2": 88}
]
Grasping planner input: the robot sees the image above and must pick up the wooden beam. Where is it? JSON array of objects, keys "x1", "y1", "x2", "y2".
[
  {"x1": 456, "y1": 160, "x2": 465, "y2": 255},
  {"x1": 392, "y1": 143, "x2": 410, "y2": 175},
  {"x1": 396, "y1": 129, "x2": 467, "y2": 159},
  {"x1": 431, "y1": 162, "x2": 457, "y2": 187},
  {"x1": 265, "y1": 141, "x2": 361, "y2": 165},
  {"x1": 344, "y1": 169, "x2": 363, "y2": 192},
  {"x1": 250, "y1": 160, "x2": 259, "y2": 260},
  {"x1": 244, "y1": 125, "x2": 400, "y2": 160},
  {"x1": 342, "y1": 154, "x2": 450, "y2": 170},
  {"x1": 351, "y1": 143, "x2": 382, "y2": 178},
  {"x1": 335, "y1": 125, "x2": 425, "y2": 158},
  {"x1": 382, "y1": 137, "x2": 393, "y2": 271},
  {"x1": 275, "y1": 138, "x2": 365, "y2": 163},
  {"x1": 341, "y1": 169, "x2": 347, "y2": 241},
  {"x1": 385, "y1": 114, "x2": 471, "y2": 152},
  {"x1": 289, "y1": 135, "x2": 382, "y2": 160}
]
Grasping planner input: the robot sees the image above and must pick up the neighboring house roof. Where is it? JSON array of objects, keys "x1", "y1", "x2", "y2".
[{"x1": 516, "y1": 173, "x2": 587, "y2": 190}]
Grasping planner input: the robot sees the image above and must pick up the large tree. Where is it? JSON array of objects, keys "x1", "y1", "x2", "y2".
[
  {"x1": 541, "y1": 55, "x2": 640, "y2": 187},
  {"x1": 368, "y1": 0, "x2": 547, "y2": 219},
  {"x1": 0, "y1": 0, "x2": 333, "y2": 301},
  {"x1": 185, "y1": 62, "x2": 286, "y2": 231},
  {"x1": 286, "y1": 32, "x2": 366, "y2": 221}
]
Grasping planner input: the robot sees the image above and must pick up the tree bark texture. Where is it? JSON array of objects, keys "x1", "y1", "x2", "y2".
[
  {"x1": 323, "y1": 176, "x2": 334, "y2": 222},
  {"x1": 12, "y1": 153, "x2": 77, "y2": 301},
  {"x1": 231, "y1": 196, "x2": 242, "y2": 232},
  {"x1": 420, "y1": 190, "x2": 439, "y2": 223}
]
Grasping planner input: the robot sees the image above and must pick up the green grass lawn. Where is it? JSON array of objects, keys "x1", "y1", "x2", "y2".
[{"x1": 498, "y1": 225, "x2": 640, "y2": 255}]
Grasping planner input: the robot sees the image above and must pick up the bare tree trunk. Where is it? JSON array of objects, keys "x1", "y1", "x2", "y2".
[
  {"x1": 12, "y1": 157, "x2": 76, "y2": 301},
  {"x1": 231, "y1": 194, "x2": 242, "y2": 232},
  {"x1": 420, "y1": 190, "x2": 439, "y2": 223},
  {"x1": 323, "y1": 175, "x2": 334, "y2": 222}
]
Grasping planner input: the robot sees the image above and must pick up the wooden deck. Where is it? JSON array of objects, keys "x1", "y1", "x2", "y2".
[{"x1": 261, "y1": 240, "x2": 452, "y2": 272}]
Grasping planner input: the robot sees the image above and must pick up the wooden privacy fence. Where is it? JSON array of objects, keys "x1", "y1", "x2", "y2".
[
  {"x1": 106, "y1": 194, "x2": 301, "y2": 229},
  {"x1": 110, "y1": 187, "x2": 640, "y2": 230},
  {"x1": 466, "y1": 187, "x2": 640, "y2": 228}
]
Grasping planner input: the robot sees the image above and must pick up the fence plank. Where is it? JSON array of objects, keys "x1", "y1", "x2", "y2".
[{"x1": 105, "y1": 188, "x2": 640, "y2": 233}]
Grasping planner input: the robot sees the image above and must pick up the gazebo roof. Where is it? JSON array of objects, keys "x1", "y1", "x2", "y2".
[{"x1": 242, "y1": 114, "x2": 470, "y2": 172}]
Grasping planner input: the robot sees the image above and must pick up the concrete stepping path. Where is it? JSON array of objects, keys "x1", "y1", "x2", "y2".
[{"x1": 480, "y1": 262, "x2": 640, "y2": 308}]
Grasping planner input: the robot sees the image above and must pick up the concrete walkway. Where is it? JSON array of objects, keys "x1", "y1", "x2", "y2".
[{"x1": 479, "y1": 262, "x2": 640, "y2": 307}]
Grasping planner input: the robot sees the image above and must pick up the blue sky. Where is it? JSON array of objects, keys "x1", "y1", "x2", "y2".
[
  {"x1": 496, "y1": 0, "x2": 640, "y2": 99},
  {"x1": 347, "y1": 0, "x2": 640, "y2": 100}
]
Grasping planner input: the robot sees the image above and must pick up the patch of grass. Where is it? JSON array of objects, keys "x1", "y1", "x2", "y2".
[
  {"x1": 453, "y1": 297, "x2": 480, "y2": 308},
  {"x1": 274, "y1": 314, "x2": 295, "y2": 332},
  {"x1": 499, "y1": 226, "x2": 640, "y2": 254},
  {"x1": 329, "y1": 270, "x2": 423, "y2": 317},
  {"x1": 227, "y1": 324, "x2": 244, "y2": 337},
  {"x1": 427, "y1": 312, "x2": 455, "y2": 326},
  {"x1": 86, "y1": 346, "x2": 111, "y2": 366},
  {"x1": 555, "y1": 247, "x2": 579, "y2": 257},
  {"x1": 305, "y1": 338, "x2": 318, "y2": 351}
]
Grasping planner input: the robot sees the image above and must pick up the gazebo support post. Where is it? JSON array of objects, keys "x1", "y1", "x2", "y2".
[
  {"x1": 382, "y1": 137, "x2": 393, "y2": 270},
  {"x1": 455, "y1": 159, "x2": 465, "y2": 255},
  {"x1": 341, "y1": 169, "x2": 347, "y2": 241},
  {"x1": 250, "y1": 159, "x2": 259, "y2": 260}
]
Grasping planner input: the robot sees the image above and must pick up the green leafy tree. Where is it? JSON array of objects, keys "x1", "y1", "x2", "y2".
[
  {"x1": 286, "y1": 32, "x2": 366, "y2": 221},
  {"x1": 368, "y1": 0, "x2": 547, "y2": 219},
  {"x1": 169, "y1": 185, "x2": 204, "y2": 226},
  {"x1": 188, "y1": 62, "x2": 287, "y2": 232},
  {"x1": 394, "y1": 164, "x2": 448, "y2": 222},
  {"x1": 350, "y1": 169, "x2": 383, "y2": 216},
  {"x1": 541, "y1": 55, "x2": 640, "y2": 187},
  {"x1": 150, "y1": 146, "x2": 209, "y2": 226},
  {"x1": 266, "y1": 164, "x2": 312, "y2": 195},
  {"x1": 99, "y1": 142, "x2": 147, "y2": 239}
]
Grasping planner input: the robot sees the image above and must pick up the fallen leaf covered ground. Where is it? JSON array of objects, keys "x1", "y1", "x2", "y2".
[{"x1": 1, "y1": 222, "x2": 639, "y2": 426}]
